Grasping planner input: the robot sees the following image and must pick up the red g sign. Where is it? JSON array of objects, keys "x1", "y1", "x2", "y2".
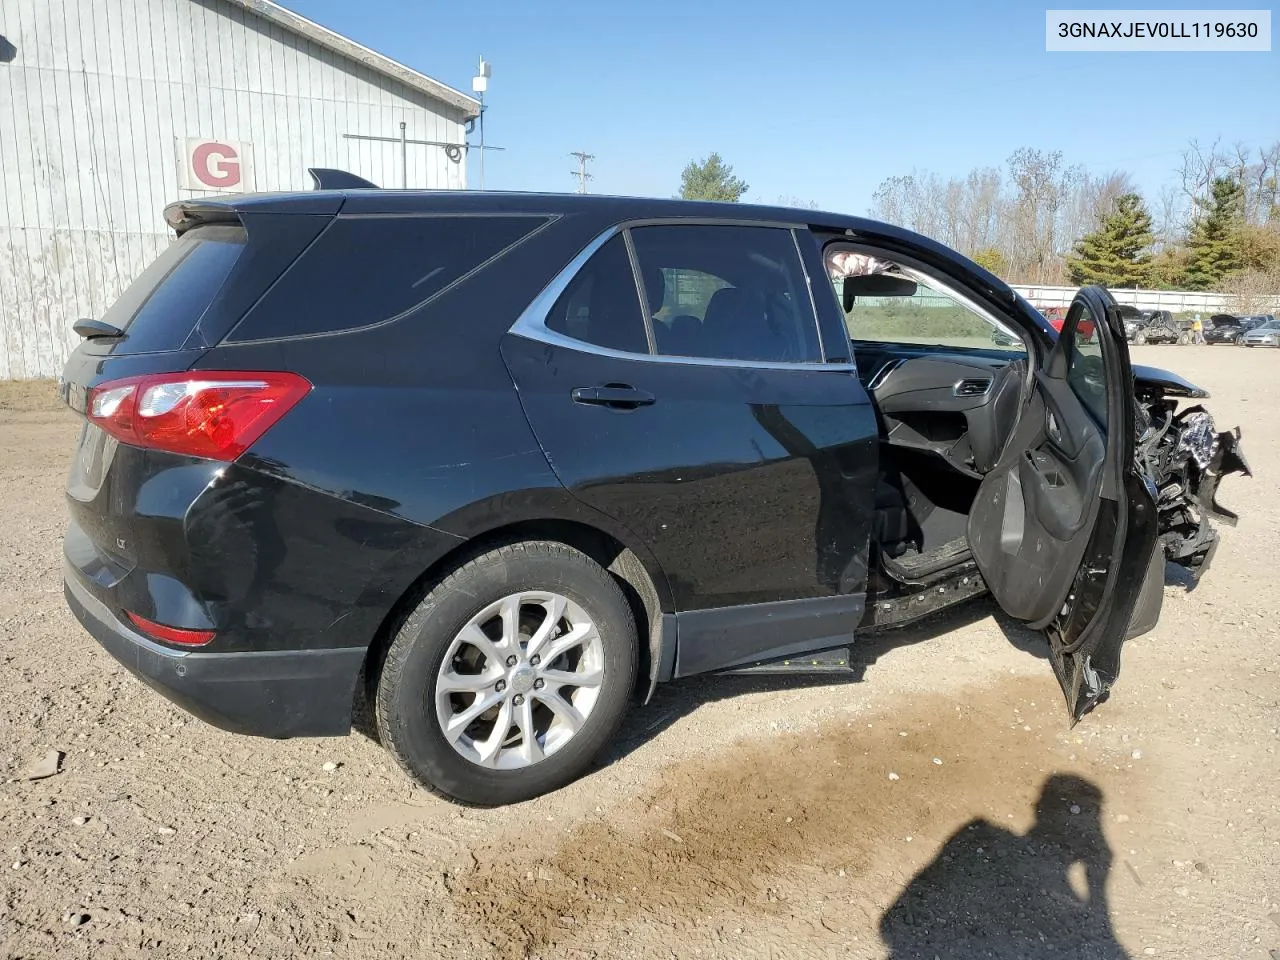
[{"x1": 179, "y1": 139, "x2": 254, "y2": 192}]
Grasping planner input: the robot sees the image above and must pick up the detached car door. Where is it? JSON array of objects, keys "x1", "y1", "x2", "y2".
[{"x1": 968, "y1": 286, "x2": 1162, "y2": 720}]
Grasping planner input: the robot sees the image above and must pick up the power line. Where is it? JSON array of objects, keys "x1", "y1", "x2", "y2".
[{"x1": 569, "y1": 151, "x2": 594, "y2": 193}]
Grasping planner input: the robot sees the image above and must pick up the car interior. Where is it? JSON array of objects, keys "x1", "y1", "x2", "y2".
[{"x1": 824, "y1": 245, "x2": 1035, "y2": 587}]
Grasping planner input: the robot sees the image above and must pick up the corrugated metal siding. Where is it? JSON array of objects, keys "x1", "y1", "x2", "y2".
[{"x1": 0, "y1": 0, "x2": 470, "y2": 379}]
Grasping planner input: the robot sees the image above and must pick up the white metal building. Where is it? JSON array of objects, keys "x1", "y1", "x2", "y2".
[{"x1": 0, "y1": 0, "x2": 480, "y2": 379}]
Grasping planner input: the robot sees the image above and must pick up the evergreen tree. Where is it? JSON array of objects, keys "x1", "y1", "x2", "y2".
[
  {"x1": 1146, "y1": 248, "x2": 1189, "y2": 289},
  {"x1": 1182, "y1": 176, "x2": 1246, "y2": 289},
  {"x1": 679, "y1": 153, "x2": 749, "y2": 202},
  {"x1": 1065, "y1": 193, "x2": 1153, "y2": 287},
  {"x1": 971, "y1": 247, "x2": 1007, "y2": 275}
]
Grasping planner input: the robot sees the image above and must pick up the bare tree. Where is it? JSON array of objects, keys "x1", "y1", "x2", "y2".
[
  {"x1": 866, "y1": 137, "x2": 1279, "y2": 288},
  {"x1": 1238, "y1": 141, "x2": 1279, "y2": 225},
  {"x1": 1179, "y1": 138, "x2": 1227, "y2": 210},
  {"x1": 1007, "y1": 148, "x2": 1075, "y2": 283},
  {"x1": 869, "y1": 175, "x2": 915, "y2": 229},
  {"x1": 775, "y1": 194, "x2": 820, "y2": 210},
  {"x1": 960, "y1": 167, "x2": 1004, "y2": 253},
  {"x1": 1153, "y1": 184, "x2": 1183, "y2": 252},
  {"x1": 1223, "y1": 265, "x2": 1280, "y2": 314}
]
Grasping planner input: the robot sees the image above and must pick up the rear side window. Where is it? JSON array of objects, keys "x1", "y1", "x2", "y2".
[
  {"x1": 230, "y1": 215, "x2": 547, "y2": 341},
  {"x1": 102, "y1": 224, "x2": 246, "y2": 354},
  {"x1": 630, "y1": 225, "x2": 823, "y2": 363},
  {"x1": 545, "y1": 236, "x2": 649, "y2": 354}
]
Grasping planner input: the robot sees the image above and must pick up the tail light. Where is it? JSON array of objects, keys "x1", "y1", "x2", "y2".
[
  {"x1": 86, "y1": 371, "x2": 311, "y2": 461},
  {"x1": 125, "y1": 611, "x2": 215, "y2": 647}
]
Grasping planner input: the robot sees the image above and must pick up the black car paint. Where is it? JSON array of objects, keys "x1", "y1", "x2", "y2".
[
  {"x1": 1130, "y1": 364, "x2": 1208, "y2": 399},
  {"x1": 58, "y1": 190, "x2": 1205, "y2": 740}
]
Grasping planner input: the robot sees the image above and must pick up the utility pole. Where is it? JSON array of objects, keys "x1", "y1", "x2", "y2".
[
  {"x1": 569, "y1": 151, "x2": 594, "y2": 194},
  {"x1": 472, "y1": 58, "x2": 491, "y2": 190}
]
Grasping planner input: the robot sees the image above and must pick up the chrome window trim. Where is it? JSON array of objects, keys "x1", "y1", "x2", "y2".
[
  {"x1": 867, "y1": 359, "x2": 903, "y2": 391},
  {"x1": 508, "y1": 223, "x2": 856, "y2": 372},
  {"x1": 790, "y1": 228, "x2": 828, "y2": 362},
  {"x1": 622, "y1": 228, "x2": 659, "y2": 354}
]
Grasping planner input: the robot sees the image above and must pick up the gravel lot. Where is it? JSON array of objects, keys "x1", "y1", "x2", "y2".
[{"x1": 1, "y1": 346, "x2": 1277, "y2": 959}]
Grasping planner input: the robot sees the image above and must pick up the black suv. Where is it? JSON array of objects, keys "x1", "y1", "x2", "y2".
[{"x1": 61, "y1": 181, "x2": 1249, "y2": 804}]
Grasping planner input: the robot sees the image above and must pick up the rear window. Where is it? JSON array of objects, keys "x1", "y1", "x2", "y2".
[
  {"x1": 102, "y1": 224, "x2": 246, "y2": 354},
  {"x1": 229, "y1": 214, "x2": 548, "y2": 341}
]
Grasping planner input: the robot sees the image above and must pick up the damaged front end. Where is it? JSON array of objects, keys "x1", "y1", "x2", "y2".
[{"x1": 1133, "y1": 372, "x2": 1251, "y2": 580}]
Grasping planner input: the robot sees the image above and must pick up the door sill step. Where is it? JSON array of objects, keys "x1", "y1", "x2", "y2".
[{"x1": 717, "y1": 646, "x2": 853, "y2": 675}]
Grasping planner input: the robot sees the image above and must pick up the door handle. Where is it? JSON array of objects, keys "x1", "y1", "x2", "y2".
[
  {"x1": 1047, "y1": 411, "x2": 1063, "y2": 444},
  {"x1": 571, "y1": 385, "x2": 656, "y2": 409}
]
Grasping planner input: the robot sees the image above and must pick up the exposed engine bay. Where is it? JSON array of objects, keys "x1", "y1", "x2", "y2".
[{"x1": 1134, "y1": 375, "x2": 1251, "y2": 577}]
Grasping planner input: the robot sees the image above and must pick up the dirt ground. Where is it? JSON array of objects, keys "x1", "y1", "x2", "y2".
[{"x1": 1, "y1": 347, "x2": 1277, "y2": 960}]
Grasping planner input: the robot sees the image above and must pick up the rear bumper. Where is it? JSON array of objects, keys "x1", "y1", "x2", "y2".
[{"x1": 64, "y1": 564, "x2": 366, "y2": 739}]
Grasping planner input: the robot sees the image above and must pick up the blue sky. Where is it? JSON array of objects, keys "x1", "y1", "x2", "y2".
[{"x1": 289, "y1": 0, "x2": 1277, "y2": 213}]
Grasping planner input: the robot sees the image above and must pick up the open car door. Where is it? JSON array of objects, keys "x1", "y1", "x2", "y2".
[{"x1": 968, "y1": 286, "x2": 1162, "y2": 721}]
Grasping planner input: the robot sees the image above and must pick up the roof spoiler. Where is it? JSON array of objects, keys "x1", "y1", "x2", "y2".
[
  {"x1": 163, "y1": 200, "x2": 242, "y2": 235},
  {"x1": 308, "y1": 168, "x2": 378, "y2": 190}
]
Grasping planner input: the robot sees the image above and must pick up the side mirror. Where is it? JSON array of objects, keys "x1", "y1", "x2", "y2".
[{"x1": 842, "y1": 274, "x2": 918, "y2": 312}]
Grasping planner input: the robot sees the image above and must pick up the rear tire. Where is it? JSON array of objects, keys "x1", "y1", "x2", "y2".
[{"x1": 375, "y1": 541, "x2": 638, "y2": 805}]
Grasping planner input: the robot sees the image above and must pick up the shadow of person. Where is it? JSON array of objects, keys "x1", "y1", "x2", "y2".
[{"x1": 879, "y1": 774, "x2": 1130, "y2": 959}]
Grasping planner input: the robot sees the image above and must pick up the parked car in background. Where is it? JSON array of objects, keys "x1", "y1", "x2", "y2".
[
  {"x1": 1131, "y1": 311, "x2": 1190, "y2": 345},
  {"x1": 995, "y1": 304, "x2": 1095, "y2": 346},
  {"x1": 1203, "y1": 314, "x2": 1253, "y2": 345},
  {"x1": 1239, "y1": 318, "x2": 1280, "y2": 347},
  {"x1": 1043, "y1": 304, "x2": 1097, "y2": 340}
]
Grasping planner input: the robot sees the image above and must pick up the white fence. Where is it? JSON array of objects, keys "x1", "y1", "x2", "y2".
[{"x1": 1011, "y1": 285, "x2": 1279, "y2": 314}]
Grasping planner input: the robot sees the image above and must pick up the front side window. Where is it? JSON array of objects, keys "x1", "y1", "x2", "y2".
[
  {"x1": 825, "y1": 247, "x2": 1024, "y2": 355},
  {"x1": 630, "y1": 225, "x2": 823, "y2": 363},
  {"x1": 1066, "y1": 304, "x2": 1108, "y2": 429}
]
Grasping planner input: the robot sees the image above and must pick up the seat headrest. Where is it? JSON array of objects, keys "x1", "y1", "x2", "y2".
[
  {"x1": 704, "y1": 287, "x2": 759, "y2": 329},
  {"x1": 641, "y1": 265, "x2": 664, "y2": 312},
  {"x1": 703, "y1": 287, "x2": 778, "y2": 361}
]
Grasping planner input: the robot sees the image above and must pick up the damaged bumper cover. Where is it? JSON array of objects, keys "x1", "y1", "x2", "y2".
[{"x1": 1141, "y1": 405, "x2": 1251, "y2": 579}]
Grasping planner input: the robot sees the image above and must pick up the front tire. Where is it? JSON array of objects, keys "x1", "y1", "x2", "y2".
[
  {"x1": 375, "y1": 541, "x2": 638, "y2": 805},
  {"x1": 1133, "y1": 333, "x2": 1146, "y2": 345}
]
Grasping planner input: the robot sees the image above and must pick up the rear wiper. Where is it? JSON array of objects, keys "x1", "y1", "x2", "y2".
[{"x1": 73, "y1": 318, "x2": 124, "y2": 340}]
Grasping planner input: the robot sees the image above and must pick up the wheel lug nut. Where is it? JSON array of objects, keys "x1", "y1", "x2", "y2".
[
  {"x1": 530, "y1": 654, "x2": 541, "y2": 666},
  {"x1": 505, "y1": 655, "x2": 518, "y2": 667},
  {"x1": 495, "y1": 680, "x2": 506, "y2": 692},
  {"x1": 533, "y1": 678, "x2": 545, "y2": 690},
  {"x1": 512, "y1": 694, "x2": 525, "y2": 706}
]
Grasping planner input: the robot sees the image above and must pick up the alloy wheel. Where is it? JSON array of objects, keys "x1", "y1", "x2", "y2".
[{"x1": 435, "y1": 591, "x2": 605, "y2": 770}]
